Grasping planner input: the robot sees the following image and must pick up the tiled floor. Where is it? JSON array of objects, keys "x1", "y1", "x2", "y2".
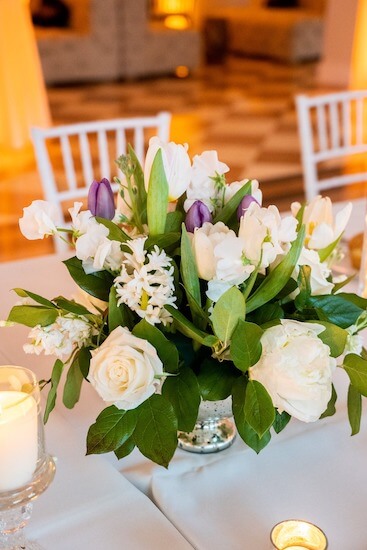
[{"x1": 0, "y1": 55, "x2": 357, "y2": 262}]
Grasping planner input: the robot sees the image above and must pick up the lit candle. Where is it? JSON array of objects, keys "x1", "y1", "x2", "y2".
[
  {"x1": 271, "y1": 520, "x2": 328, "y2": 550},
  {"x1": 0, "y1": 390, "x2": 38, "y2": 492}
]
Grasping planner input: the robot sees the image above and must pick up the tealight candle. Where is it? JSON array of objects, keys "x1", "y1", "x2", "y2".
[
  {"x1": 270, "y1": 520, "x2": 328, "y2": 550},
  {"x1": 0, "y1": 368, "x2": 39, "y2": 492}
]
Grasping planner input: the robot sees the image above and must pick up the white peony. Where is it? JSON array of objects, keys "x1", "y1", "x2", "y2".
[
  {"x1": 291, "y1": 196, "x2": 352, "y2": 250},
  {"x1": 88, "y1": 326, "x2": 163, "y2": 410},
  {"x1": 238, "y1": 203, "x2": 297, "y2": 269},
  {"x1": 249, "y1": 319, "x2": 336, "y2": 422},
  {"x1": 144, "y1": 136, "x2": 191, "y2": 201},
  {"x1": 19, "y1": 200, "x2": 59, "y2": 240}
]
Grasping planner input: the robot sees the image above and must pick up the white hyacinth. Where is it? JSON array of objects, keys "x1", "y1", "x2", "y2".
[
  {"x1": 114, "y1": 237, "x2": 177, "y2": 325},
  {"x1": 24, "y1": 314, "x2": 93, "y2": 358}
]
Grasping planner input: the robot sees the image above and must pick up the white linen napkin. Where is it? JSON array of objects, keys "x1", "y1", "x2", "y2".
[{"x1": 152, "y1": 415, "x2": 367, "y2": 550}]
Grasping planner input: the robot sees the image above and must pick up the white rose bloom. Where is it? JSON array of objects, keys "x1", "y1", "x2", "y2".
[
  {"x1": 239, "y1": 203, "x2": 297, "y2": 269},
  {"x1": 291, "y1": 196, "x2": 352, "y2": 250},
  {"x1": 184, "y1": 150, "x2": 230, "y2": 213},
  {"x1": 249, "y1": 319, "x2": 336, "y2": 423},
  {"x1": 224, "y1": 179, "x2": 263, "y2": 206},
  {"x1": 88, "y1": 326, "x2": 163, "y2": 410},
  {"x1": 296, "y1": 247, "x2": 334, "y2": 295},
  {"x1": 19, "y1": 200, "x2": 59, "y2": 240},
  {"x1": 144, "y1": 136, "x2": 191, "y2": 201}
]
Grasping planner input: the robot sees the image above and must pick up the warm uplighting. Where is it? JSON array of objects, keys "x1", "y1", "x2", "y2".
[
  {"x1": 351, "y1": 0, "x2": 367, "y2": 88},
  {"x1": 271, "y1": 520, "x2": 328, "y2": 550},
  {"x1": 175, "y1": 65, "x2": 190, "y2": 78},
  {"x1": 150, "y1": 0, "x2": 195, "y2": 29}
]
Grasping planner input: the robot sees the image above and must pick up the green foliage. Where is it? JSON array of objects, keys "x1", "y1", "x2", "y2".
[
  {"x1": 7, "y1": 305, "x2": 58, "y2": 328},
  {"x1": 147, "y1": 150, "x2": 169, "y2": 236},
  {"x1": 211, "y1": 286, "x2": 246, "y2": 344},
  {"x1": 64, "y1": 257, "x2": 113, "y2": 301},
  {"x1": 244, "y1": 380, "x2": 275, "y2": 438},
  {"x1": 230, "y1": 320, "x2": 263, "y2": 372},
  {"x1": 87, "y1": 406, "x2": 137, "y2": 454},
  {"x1": 44, "y1": 359, "x2": 64, "y2": 423},
  {"x1": 96, "y1": 217, "x2": 130, "y2": 242},
  {"x1": 320, "y1": 384, "x2": 337, "y2": 419},
  {"x1": 197, "y1": 358, "x2": 241, "y2": 401},
  {"x1": 132, "y1": 319, "x2": 179, "y2": 373},
  {"x1": 309, "y1": 321, "x2": 348, "y2": 358},
  {"x1": 273, "y1": 410, "x2": 291, "y2": 434},
  {"x1": 347, "y1": 384, "x2": 362, "y2": 435},
  {"x1": 308, "y1": 294, "x2": 364, "y2": 329},
  {"x1": 162, "y1": 368, "x2": 201, "y2": 431},
  {"x1": 62, "y1": 352, "x2": 85, "y2": 409},
  {"x1": 213, "y1": 180, "x2": 252, "y2": 224},
  {"x1": 343, "y1": 354, "x2": 367, "y2": 396}
]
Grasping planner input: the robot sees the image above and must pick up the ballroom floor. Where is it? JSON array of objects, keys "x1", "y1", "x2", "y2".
[{"x1": 0, "y1": 54, "x2": 355, "y2": 262}]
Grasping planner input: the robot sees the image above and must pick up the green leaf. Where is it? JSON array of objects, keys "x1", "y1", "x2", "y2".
[
  {"x1": 133, "y1": 395, "x2": 177, "y2": 468},
  {"x1": 230, "y1": 319, "x2": 263, "y2": 372},
  {"x1": 62, "y1": 352, "x2": 85, "y2": 409},
  {"x1": 180, "y1": 224, "x2": 201, "y2": 308},
  {"x1": 344, "y1": 354, "x2": 367, "y2": 397},
  {"x1": 44, "y1": 359, "x2": 64, "y2": 423},
  {"x1": 147, "y1": 149, "x2": 169, "y2": 236},
  {"x1": 294, "y1": 265, "x2": 311, "y2": 311},
  {"x1": 273, "y1": 410, "x2": 291, "y2": 434},
  {"x1": 87, "y1": 406, "x2": 137, "y2": 454},
  {"x1": 250, "y1": 303, "x2": 284, "y2": 326},
  {"x1": 232, "y1": 376, "x2": 271, "y2": 453},
  {"x1": 165, "y1": 305, "x2": 218, "y2": 348},
  {"x1": 319, "y1": 384, "x2": 337, "y2": 419},
  {"x1": 347, "y1": 384, "x2": 362, "y2": 435},
  {"x1": 246, "y1": 225, "x2": 305, "y2": 313},
  {"x1": 128, "y1": 143, "x2": 147, "y2": 222},
  {"x1": 245, "y1": 380, "x2": 275, "y2": 438},
  {"x1": 332, "y1": 274, "x2": 356, "y2": 294},
  {"x1": 12, "y1": 288, "x2": 56, "y2": 308},
  {"x1": 162, "y1": 368, "x2": 201, "y2": 431},
  {"x1": 114, "y1": 437, "x2": 136, "y2": 460},
  {"x1": 211, "y1": 286, "x2": 246, "y2": 344},
  {"x1": 309, "y1": 321, "x2": 347, "y2": 358},
  {"x1": 308, "y1": 295, "x2": 363, "y2": 329},
  {"x1": 64, "y1": 257, "x2": 114, "y2": 302},
  {"x1": 53, "y1": 297, "x2": 93, "y2": 316},
  {"x1": 145, "y1": 232, "x2": 181, "y2": 251},
  {"x1": 165, "y1": 211, "x2": 184, "y2": 233},
  {"x1": 132, "y1": 319, "x2": 179, "y2": 373},
  {"x1": 318, "y1": 234, "x2": 341, "y2": 263},
  {"x1": 96, "y1": 217, "x2": 129, "y2": 242},
  {"x1": 7, "y1": 305, "x2": 58, "y2": 328},
  {"x1": 213, "y1": 180, "x2": 252, "y2": 224},
  {"x1": 108, "y1": 286, "x2": 131, "y2": 332},
  {"x1": 197, "y1": 358, "x2": 241, "y2": 401}
]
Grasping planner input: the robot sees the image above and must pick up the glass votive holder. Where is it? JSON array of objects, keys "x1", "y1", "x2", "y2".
[
  {"x1": 0, "y1": 365, "x2": 56, "y2": 549},
  {"x1": 270, "y1": 519, "x2": 328, "y2": 550}
]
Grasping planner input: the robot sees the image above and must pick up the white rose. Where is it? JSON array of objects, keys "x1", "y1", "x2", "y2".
[
  {"x1": 249, "y1": 319, "x2": 336, "y2": 423},
  {"x1": 19, "y1": 200, "x2": 59, "y2": 240},
  {"x1": 239, "y1": 203, "x2": 297, "y2": 269},
  {"x1": 291, "y1": 196, "x2": 352, "y2": 250},
  {"x1": 144, "y1": 136, "x2": 191, "y2": 201},
  {"x1": 184, "y1": 150, "x2": 230, "y2": 212},
  {"x1": 88, "y1": 326, "x2": 163, "y2": 410}
]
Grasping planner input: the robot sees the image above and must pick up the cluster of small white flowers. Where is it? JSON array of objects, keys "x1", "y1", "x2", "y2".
[
  {"x1": 23, "y1": 314, "x2": 93, "y2": 358},
  {"x1": 114, "y1": 237, "x2": 177, "y2": 326}
]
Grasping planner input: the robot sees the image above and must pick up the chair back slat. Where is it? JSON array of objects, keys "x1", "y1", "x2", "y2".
[
  {"x1": 296, "y1": 91, "x2": 367, "y2": 201},
  {"x1": 60, "y1": 135, "x2": 77, "y2": 190},
  {"x1": 79, "y1": 132, "x2": 94, "y2": 187},
  {"x1": 31, "y1": 112, "x2": 172, "y2": 253}
]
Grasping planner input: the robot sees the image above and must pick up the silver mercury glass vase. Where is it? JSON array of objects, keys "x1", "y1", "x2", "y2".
[{"x1": 177, "y1": 397, "x2": 236, "y2": 453}]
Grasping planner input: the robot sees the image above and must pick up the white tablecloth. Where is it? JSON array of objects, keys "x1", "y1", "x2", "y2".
[{"x1": 1, "y1": 253, "x2": 367, "y2": 549}]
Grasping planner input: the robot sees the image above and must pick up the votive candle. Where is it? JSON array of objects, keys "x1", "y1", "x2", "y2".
[
  {"x1": 271, "y1": 519, "x2": 328, "y2": 550},
  {"x1": 0, "y1": 383, "x2": 38, "y2": 492}
]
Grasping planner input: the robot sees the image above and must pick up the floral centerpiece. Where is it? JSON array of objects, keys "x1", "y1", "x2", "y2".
[{"x1": 4, "y1": 138, "x2": 367, "y2": 467}]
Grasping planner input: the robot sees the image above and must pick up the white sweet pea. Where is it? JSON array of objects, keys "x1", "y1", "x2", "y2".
[
  {"x1": 291, "y1": 196, "x2": 352, "y2": 250},
  {"x1": 296, "y1": 248, "x2": 334, "y2": 295},
  {"x1": 93, "y1": 238, "x2": 124, "y2": 272},
  {"x1": 239, "y1": 203, "x2": 297, "y2": 269},
  {"x1": 190, "y1": 222, "x2": 254, "y2": 302},
  {"x1": 144, "y1": 136, "x2": 191, "y2": 201},
  {"x1": 19, "y1": 200, "x2": 59, "y2": 240},
  {"x1": 184, "y1": 150, "x2": 230, "y2": 213},
  {"x1": 88, "y1": 326, "x2": 163, "y2": 410},
  {"x1": 249, "y1": 319, "x2": 336, "y2": 423},
  {"x1": 224, "y1": 179, "x2": 263, "y2": 206}
]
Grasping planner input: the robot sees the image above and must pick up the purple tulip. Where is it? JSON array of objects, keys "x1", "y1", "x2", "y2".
[
  {"x1": 237, "y1": 194, "x2": 259, "y2": 220},
  {"x1": 185, "y1": 201, "x2": 212, "y2": 232},
  {"x1": 88, "y1": 178, "x2": 115, "y2": 220}
]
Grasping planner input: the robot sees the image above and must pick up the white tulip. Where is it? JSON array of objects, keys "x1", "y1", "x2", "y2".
[
  {"x1": 224, "y1": 179, "x2": 263, "y2": 206},
  {"x1": 88, "y1": 326, "x2": 163, "y2": 410},
  {"x1": 291, "y1": 196, "x2": 352, "y2": 250},
  {"x1": 239, "y1": 203, "x2": 297, "y2": 269},
  {"x1": 296, "y1": 248, "x2": 334, "y2": 295},
  {"x1": 19, "y1": 200, "x2": 59, "y2": 240},
  {"x1": 249, "y1": 319, "x2": 336, "y2": 423},
  {"x1": 144, "y1": 136, "x2": 191, "y2": 201}
]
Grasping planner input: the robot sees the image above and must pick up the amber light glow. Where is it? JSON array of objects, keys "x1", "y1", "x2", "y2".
[
  {"x1": 0, "y1": 0, "x2": 50, "y2": 158},
  {"x1": 351, "y1": 0, "x2": 367, "y2": 88},
  {"x1": 150, "y1": 0, "x2": 195, "y2": 29},
  {"x1": 270, "y1": 520, "x2": 328, "y2": 550}
]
